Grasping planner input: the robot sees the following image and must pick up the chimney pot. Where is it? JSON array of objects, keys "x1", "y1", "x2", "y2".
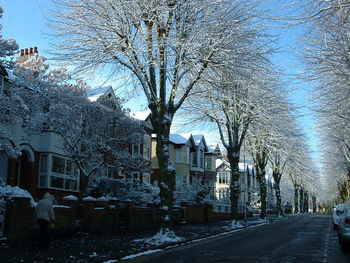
[
  {"x1": 20, "y1": 49, "x2": 24, "y2": 56},
  {"x1": 29, "y1": 47, "x2": 33, "y2": 54},
  {"x1": 25, "y1": 49, "x2": 29, "y2": 55},
  {"x1": 34, "y1": 47, "x2": 38, "y2": 53}
]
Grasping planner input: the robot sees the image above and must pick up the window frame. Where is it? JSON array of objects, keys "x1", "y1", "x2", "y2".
[
  {"x1": 38, "y1": 153, "x2": 80, "y2": 192},
  {"x1": 205, "y1": 156, "x2": 212, "y2": 170},
  {"x1": 142, "y1": 134, "x2": 151, "y2": 160},
  {"x1": 191, "y1": 151, "x2": 197, "y2": 167},
  {"x1": 199, "y1": 149, "x2": 204, "y2": 168}
]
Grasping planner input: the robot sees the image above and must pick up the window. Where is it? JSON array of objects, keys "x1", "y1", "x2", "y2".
[
  {"x1": 107, "y1": 166, "x2": 117, "y2": 178},
  {"x1": 205, "y1": 157, "x2": 212, "y2": 170},
  {"x1": 143, "y1": 134, "x2": 151, "y2": 160},
  {"x1": 142, "y1": 173, "x2": 150, "y2": 184},
  {"x1": 118, "y1": 169, "x2": 126, "y2": 180},
  {"x1": 39, "y1": 154, "x2": 79, "y2": 191},
  {"x1": 200, "y1": 149, "x2": 204, "y2": 168},
  {"x1": 191, "y1": 151, "x2": 197, "y2": 167},
  {"x1": 131, "y1": 172, "x2": 140, "y2": 182},
  {"x1": 176, "y1": 147, "x2": 189, "y2": 164},
  {"x1": 218, "y1": 171, "x2": 230, "y2": 184},
  {"x1": 132, "y1": 144, "x2": 141, "y2": 156}
]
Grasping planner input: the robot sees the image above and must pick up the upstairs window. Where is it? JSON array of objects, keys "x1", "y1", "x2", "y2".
[
  {"x1": 143, "y1": 134, "x2": 151, "y2": 160},
  {"x1": 205, "y1": 156, "x2": 212, "y2": 170},
  {"x1": 200, "y1": 149, "x2": 204, "y2": 168},
  {"x1": 131, "y1": 132, "x2": 142, "y2": 156},
  {"x1": 176, "y1": 147, "x2": 189, "y2": 164},
  {"x1": 191, "y1": 151, "x2": 197, "y2": 167},
  {"x1": 132, "y1": 144, "x2": 141, "y2": 156}
]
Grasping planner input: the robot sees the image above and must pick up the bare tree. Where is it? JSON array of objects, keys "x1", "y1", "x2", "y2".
[
  {"x1": 13, "y1": 53, "x2": 147, "y2": 194},
  {"x1": 0, "y1": 7, "x2": 18, "y2": 68},
  {"x1": 301, "y1": 0, "x2": 350, "y2": 203},
  {"x1": 49, "y1": 0, "x2": 266, "y2": 229}
]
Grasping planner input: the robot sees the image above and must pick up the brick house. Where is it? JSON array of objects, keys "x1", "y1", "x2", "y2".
[
  {"x1": 150, "y1": 133, "x2": 196, "y2": 190},
  {"x1": 189, "y1": 135, "x2": 208, "y2": 181},
  {"x1": 204, "y1": 144, "x2": 221, "y2": 196},
  {"x1": 0, "y1": 52, "x2": 152, "y2": 200}
]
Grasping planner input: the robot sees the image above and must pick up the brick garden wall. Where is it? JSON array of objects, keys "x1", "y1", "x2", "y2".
[{"x1": 3, "y1": 197, "x2": 230, "y2": 242}]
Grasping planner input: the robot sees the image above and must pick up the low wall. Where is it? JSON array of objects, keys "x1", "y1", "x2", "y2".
[
  {"x1": 3, "y1": 198, "x2": 232, "y2": 242},
  {"x1": 4, "y1": 197, "x2": 75, "y2": 242}
]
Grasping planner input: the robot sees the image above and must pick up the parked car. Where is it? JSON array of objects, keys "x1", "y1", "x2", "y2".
[
  {"x1": 333, "y1": 203, "x2": 345, "y2": 229},
  {"x1": 338, "y1": 201, "x2": 350, "y2": 251},
  {"x1": 246, "y1": 205, "x2": 259, "y2": 216}
]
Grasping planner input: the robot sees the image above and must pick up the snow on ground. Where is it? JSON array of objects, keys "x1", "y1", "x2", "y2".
[
  {"x1": 1, "y1": 216, "x2": 273, "y2": 263},
  {"x1": 222, "y1": 220, "x2": 245, "y2": 230},
  {"x1": 141, "y1": 228, "x2": 182, "y2": 246},
  {"x1": 121, "y1": 249, "x2": 163, "y2": 260}
]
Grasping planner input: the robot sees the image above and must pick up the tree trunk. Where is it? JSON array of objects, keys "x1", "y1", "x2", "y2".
[
  {"x1": 294, "y1": 183, "x2": 299, "y2": 213},
  {"x1": 274, "y1": 181, "x2": 284, "y2": 217},
  {"x1": 227, "y1": 149, "x2": 240, "y2": 221},
  {"x1": 272, "y1": 170, "x2": 284, "y2": 217},
  {"x1": 299, "y1": 187, "x2": 304, "y2": 213},
  {"x1": 257, "y1": 170, "x2": 267, "y2": 219},
  {"x1": 152, "y1": 114, "x2": 174, "y2": 230},
  {"x1": 304, "y1": 191, "x2": 309, "y2": 213},
  {"x1": 312, "y1": 195, "x2": 317, "y2": 213}
]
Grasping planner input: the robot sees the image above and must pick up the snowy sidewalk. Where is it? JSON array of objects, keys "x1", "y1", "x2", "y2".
[{"x1": 0, "y1": 216, "x2": 284, "y2": 263}]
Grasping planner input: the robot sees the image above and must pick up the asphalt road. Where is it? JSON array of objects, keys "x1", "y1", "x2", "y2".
[{"x1": 126, "y1": 214, "x2": 350, "y2": 263}]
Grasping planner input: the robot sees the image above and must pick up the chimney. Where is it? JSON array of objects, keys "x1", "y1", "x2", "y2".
[
  {"x1": 25, "y1": 48, "x2": 29, "y2": 55},
  {"x1": 29, "y1": 47, "x2": 33, "y2": 55},
  {"x1": 20, "y1": 49, "x2": 24, "y2": 56},
  {"x1": 34, "y1": 47, "x2": 38, "y2": 53}
]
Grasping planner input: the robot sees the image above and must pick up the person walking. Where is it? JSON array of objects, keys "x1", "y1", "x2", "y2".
[{"x1": 35, "y1": 192, "x2": 55, "y2": 250}]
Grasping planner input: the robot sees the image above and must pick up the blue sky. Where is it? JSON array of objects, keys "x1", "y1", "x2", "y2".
[{"x1": 1, "y1": 0, "x2": 321, "y2": 164}]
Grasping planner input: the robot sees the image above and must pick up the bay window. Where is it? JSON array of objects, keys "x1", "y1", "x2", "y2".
[
  {"x1": 191, "y1": 151, "x2": 197, "y2": 167},
  {"x1": 39, "y1": 153, "x2": 79, "y2": 191},
  {"x1": 176, "y1": 147, "x2": 189, "y2": 164},
  {"x1": 143, "y1": 134, "x2": 151, "y2": 160},
  {"x1": 200, "y1": 149, "x2": 204, "y2": 168}
]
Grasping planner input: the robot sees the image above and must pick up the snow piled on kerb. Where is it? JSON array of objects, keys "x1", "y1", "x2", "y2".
[
  {"x1": 223, "y1": 220, "x2": 245, "y2": 230},
  {"x1": 137, "y1": 228, "x2": 182, "y2": 246}
]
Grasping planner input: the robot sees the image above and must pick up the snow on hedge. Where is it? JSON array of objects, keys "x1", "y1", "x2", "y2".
[
  {"x1": 0, "y1": 184, "x2": 36, "y2": 206},
  {"x1": 82, "y1": 196, "x2": 96, "y2": 201},
  {"x1": 63, "y1": 195, "x2": 78, "y2": 201},
  {"x1": 87, "y1": 177, "x2": 160, "y2": 206}
]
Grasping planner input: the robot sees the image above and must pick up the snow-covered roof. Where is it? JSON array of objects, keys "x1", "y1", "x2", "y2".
[
  {"x1": 130, "y1": 111, "x2": 151, "y2": 121},
  {"x1": 169, "y1": 134, "x2": 187, "y2": 144},
  {"x1": 86, "y1": 86, "x2": 113, "y2": 101},
  {"x1": 216, "y1": 158, "x2": 247, "y2": 173}
]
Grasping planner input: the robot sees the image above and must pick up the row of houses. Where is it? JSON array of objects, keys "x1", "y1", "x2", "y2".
[{"x1": 0, "y1": 49, "x2": 276, "y2": 209}]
